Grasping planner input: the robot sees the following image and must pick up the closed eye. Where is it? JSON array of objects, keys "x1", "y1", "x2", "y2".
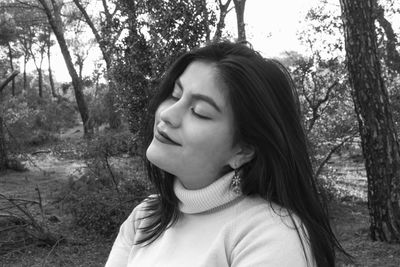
[
  {"x1": 169, "y1": 94, "x2": 180, "y2": 101},
  {"x1": 191, "y1": 107, "x2": 210, "y2": 120},
  {"x1": 170, "y1": 87, "x2": 182, "y2": 101}
]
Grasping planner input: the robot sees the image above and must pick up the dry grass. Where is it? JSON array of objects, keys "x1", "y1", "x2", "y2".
[
  {"x1": 333, "y1": 201, "x2": 400, "y2": 267},
  {"x1": 327, "y1": 153, "x2": 400, "y2": 267},
  {"x1": 0, "y1": 218, "x2": 112, "y2": 267}
]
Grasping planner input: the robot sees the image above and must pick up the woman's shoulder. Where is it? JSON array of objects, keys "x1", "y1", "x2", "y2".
[
  {"x1": 229, "y1": 195, "x2": 309, "y2": 251},
  {"x1": 227, "y1": 196, "x2": 314, "y2": 266},
  {"x1": 130, "y1": 194, "x2": 158, "y2": 218}
]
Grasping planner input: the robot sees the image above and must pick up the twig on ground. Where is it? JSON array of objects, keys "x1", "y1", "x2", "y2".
[
  {"x1": 41, "y1": 237, "x2": 64, "y2": 267},
  {"x1": 0, "y1": 192, "x2": 59, "y2": 256},
  {"x1": 104, "y1": 155, "x2": 120, "y2": 196},
  {"x1": 35, "y1": 185, "x2": 47, "y2": 224},
  {"x1": 32, "y1": 150, "x2": 52, "y2": 155}
]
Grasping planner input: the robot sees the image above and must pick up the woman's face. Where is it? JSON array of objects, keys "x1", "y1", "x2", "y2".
[{"x1": 146, "y1": 60, "x2": 250, "y2": 189}]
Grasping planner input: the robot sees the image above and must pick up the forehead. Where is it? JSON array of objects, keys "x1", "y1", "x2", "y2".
[{"x1": 178, "y1": 61, "x2": 229, "y2": 108}]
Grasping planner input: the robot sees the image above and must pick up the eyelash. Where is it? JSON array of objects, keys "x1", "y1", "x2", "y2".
[
  {"x1": 170, "y1": 95, "x2": 179, "y2": 101},
  {"x1": 169, "y1": 93, "x2": 209, "y2": 120},
  {"x1": 170, "y1": 89, "x2": 181, "y2": 100},
  {"x1": 191, "y1": 107, "x2": 209, "y2": 120}
]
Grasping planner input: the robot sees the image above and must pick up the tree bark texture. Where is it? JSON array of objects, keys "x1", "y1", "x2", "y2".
[
  {"x1": 374, "y1": 2, "x2": 400, "y2": 74},
  {"x1": 233, "y1": 0, "x2": 246, "y2": 42},
  {"x1": 7, "y1": 42, "x2": 15, "y2": 96},
  {"x1": 23, "y1": 55, "x2": 28, "y2": 92},
  {"x1": 340, "y1": 0, "x2": 400, "y2": 242},
  {"x1": 0, "y1": 71, "x2": 19, "y2": 171},
  {"x1": 37, "y1": 0, "x2": 91, "y2": 135},
  {"x1": 38, "y1": 68, "x2": 43, "y2": 98},
  {"x1": 199, "y1": 0, "x2": 211, "y2": 42},
  {"x1": 213, "y1": 0, "x2": 232, "y2": 42},
  {"x1": 21, "y1": 36, "x2": 31, "y2": 92},
  {"x1": 0, "y1": 71, "x2": 19, "y2": 93},
  {"x1": 0, "y1": 116, "x2": 7, "y2": 171},
  {"x1": 47, "y1": 30, "x2": 56, "y2": 97}
]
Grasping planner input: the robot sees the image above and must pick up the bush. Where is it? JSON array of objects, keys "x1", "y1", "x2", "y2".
[
  {"x1": 85, "y1": 91, "x2": 110, "y2": 130},
  {"x1": 58, "y1": 129, "x2": 150, "y2": 237},
  {"x1": 316, "y1": 169, "x2": 340, "y2": 203},
  {"x1": 3, "y1": 94, "x2": 77, "y2": 150},
  {"x1": 25, "y1": 130, "x2": 59, "y2": 146},
  {"x1": 60, "y1": 167, "x2": 151, "y2": 237},
  {"x1": 84, "y1": 128, "x2": 139, "y2": 158}
]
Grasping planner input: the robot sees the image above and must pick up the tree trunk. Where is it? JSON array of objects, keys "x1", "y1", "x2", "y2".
[
  {"x1": 0, "y1": 71, "x2": 19, "y2": 171},
  {"x1": 0, "y1": 71, "x2": 19, "y2": 93},
  {"x1": 29, "y1": 47, "x2": 45, "y2": 97},
  {"x1": 7, "y1": 42, "x2": 15, "y2": 96},
  {"x1": 76, "y1": 55, "x2": 83, "y2": 81},
  {"x1": 23, "y1": 55, "x2": 28, "y2": 92},
  {"x1": 340, "y1": 0, "x2": 400, "y2": 242},
  {"x1": 213, "y1": 0, "x2": 232, "y2": 42},
  {"x1": 374, "y1": 2, "x2": 400, "y2": 74},
  {"x1": 233, "y1": 0, "x2": 246, "y2": 42},
  {"x1": 38, "y1": 68, "x2": 43, "y2": 98},
  {"x1": 47, "y1": 31, "x2": 56, "y2": 97},
  {"x1": 72, "y1": 0, "x2": 121, "y2": 129},
  {"x1": 199, "y1": 0, "x2": 211, "y2": 42},
  {"x1": 48, "y1": 62, "x2": 56, "y2": 97},
  {"x1": 0, "y1": 116, "x2": 7, "y2": 171},
  {"x1": 37, "y1": 0, "x2": 92, "y2": 136}
]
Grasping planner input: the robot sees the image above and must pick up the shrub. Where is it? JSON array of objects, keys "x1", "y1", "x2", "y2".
[
  {"x1": 57, "y1": 129, "x2": 150, "y2": 237},
  {"x1": 84, "y1": 128, "x2": 139, "y2": 158},
  {"x1": 60, "y1": 166, "x2": 151, "y2": 237},
  {"x1": 316, "y1": 169, "x2": 340, "y2": 203},
  {"x1": 3, "y1": 94, "x2": 77, "y2": 150},
  {"x1": 85, "y1": 91, "x2": 110, "y2": 130}
]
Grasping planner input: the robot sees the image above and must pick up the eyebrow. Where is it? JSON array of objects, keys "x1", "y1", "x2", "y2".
[{"x1": 175, "y1": 79, "x2": 222, "y2": 113}]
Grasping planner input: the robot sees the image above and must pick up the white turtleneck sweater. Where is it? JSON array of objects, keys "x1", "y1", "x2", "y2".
[{"x1": 105, "y1": 172, "x2": 315, "y2": 267}]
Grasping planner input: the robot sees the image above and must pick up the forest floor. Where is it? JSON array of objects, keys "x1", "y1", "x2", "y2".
[{"x1": 1, "y1": 124, "x2": 400, "y2": 266}]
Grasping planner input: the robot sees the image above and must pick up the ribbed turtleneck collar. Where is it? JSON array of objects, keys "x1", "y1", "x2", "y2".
[{"x1": 173, "y1": 171, "x2": 242, "y2": 214}]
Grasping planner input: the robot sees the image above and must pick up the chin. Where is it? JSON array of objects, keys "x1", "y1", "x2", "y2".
[{"x1": 146, "y1": 140, "x2": 177, "y2": 175}]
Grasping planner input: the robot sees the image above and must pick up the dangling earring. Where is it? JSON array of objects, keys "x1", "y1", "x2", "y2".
[{"x1": 231, "y1": 168, "x2": 242, "y2": 195}]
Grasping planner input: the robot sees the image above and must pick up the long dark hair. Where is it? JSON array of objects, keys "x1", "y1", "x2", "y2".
[{"x1": 137, "y1": 42, "x2": 347, "y2": 266}]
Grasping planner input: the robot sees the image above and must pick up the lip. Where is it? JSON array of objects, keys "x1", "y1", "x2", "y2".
[{"x1": 155, "y1": 129, "x2": 181, "y2": 146}]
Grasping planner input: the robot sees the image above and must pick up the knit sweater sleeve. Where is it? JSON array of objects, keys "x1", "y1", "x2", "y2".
[
  {"x1": 105, "y1": 201, "x2": 147, "y2": 267},
  {"x1": 229, "y1": 203, "x2": 315, "y2": 267}
]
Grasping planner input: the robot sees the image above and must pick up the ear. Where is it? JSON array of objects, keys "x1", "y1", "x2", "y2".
[{"x1": 228, "y1": 143, "x2": 255, "y2": 169}]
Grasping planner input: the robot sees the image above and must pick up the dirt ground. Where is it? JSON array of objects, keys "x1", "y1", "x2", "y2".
[
  {"x1": 332, "y1": 201, "x2": 400, "y2": 266},
  {"x1": 1, "y1": 126, "x2": 400, "y2": 266}
]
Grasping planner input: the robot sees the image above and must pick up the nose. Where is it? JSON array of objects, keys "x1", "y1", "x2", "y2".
[{"x1": 158, "y1": 100, "x2": 182, "y2": 128}]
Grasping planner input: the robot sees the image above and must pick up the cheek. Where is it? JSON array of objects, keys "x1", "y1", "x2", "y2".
[{"x1": 183, "y1": 123, "x2": 235, "y2": 158}]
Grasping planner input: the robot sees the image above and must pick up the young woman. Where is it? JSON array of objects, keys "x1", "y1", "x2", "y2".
[{"x1": 106, "y1": 42, "x2": 347, "y2": 266}]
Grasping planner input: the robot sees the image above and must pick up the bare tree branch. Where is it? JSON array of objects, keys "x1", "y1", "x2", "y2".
[
  {"x1": 315, "y1": 131, "x2": 358, "y2": 178},
  {"x1": 213, "y1": 0, "x2": 233, "y2": 42},
  {"x1": 307, "y1": 81, "x2": 338, "y2": 132},
  {"x1": 0, "y1": 71, "x2": 19, "y2": 93},
  {"x1": 374, "y1": 2, "x2": 400, "y2": 74}
]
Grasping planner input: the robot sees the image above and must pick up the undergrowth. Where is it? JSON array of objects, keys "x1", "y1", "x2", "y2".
[
  {"x1": 3, "y1": 94, "x2": 77, "y2": 151},
  {"x1": 57, "y1": 129, "x2": 151, "y2": 238}
]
